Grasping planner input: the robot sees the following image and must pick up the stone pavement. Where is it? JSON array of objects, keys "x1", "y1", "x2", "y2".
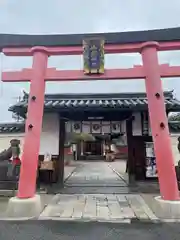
[
  {"x1": 65, "y1": 161, "x2": 127, "y2": 186},
  {"x1": 39, "y1": 162, "x2": 158, "y2": 222},
  {"x1": 60, "y1": 161, "x2": 130, "y2": 194},
  {"x1": 39, "y1": 193, "x2": 158, "y2": 222}
]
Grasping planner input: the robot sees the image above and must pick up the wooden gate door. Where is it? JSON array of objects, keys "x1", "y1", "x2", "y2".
[{"x1": 132, "y1": 137, "x2": 146, "y2": 180}]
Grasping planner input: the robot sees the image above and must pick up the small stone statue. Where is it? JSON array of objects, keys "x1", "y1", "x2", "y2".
[{"x1": 7, "y1": 139, "x2": 21, "y2": 180}]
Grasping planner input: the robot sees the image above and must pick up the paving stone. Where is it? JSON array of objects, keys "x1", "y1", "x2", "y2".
[
  {"x1": 106, "y1": 194, "x2": 117, "y2": 201},
  {"x1": 107, "y1": 196, "x2": 125, "y2": 219},
  {"x1": 116, "y1": 195, "x2": 127, "y2": 202},
  {"x1": 97, "y1": 206, "x2": 110, "y2": 219},
  {"x1": 135, "y1": 195, "x2": 158, "y2": 220},
  {"x1": 126, "y1": 194, "x2": 149, "y2": 219},
  {"x1": 72, "y1": 202, "x2": 85, "y2": 218},
  {"x1": 60, "y1": 205, "x2": 74, "y2": 218},
  {"x1": 119, "y1": 207, "x2": 135, "y2": 218},
  {"x1": 82, "y1": 196, "x2": 96, "y2": 218}
]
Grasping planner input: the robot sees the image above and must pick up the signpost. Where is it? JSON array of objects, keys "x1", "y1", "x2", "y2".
[{"x1": 83, "y1": 38, "x2": 104, "y2": 74}]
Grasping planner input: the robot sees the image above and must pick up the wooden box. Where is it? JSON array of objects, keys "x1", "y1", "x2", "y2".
[{"x1": 40, "y1": 161, "x2": 54, "y2": 170}]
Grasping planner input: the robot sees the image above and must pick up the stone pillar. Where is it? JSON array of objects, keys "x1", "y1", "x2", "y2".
[
  {"x1": 141, "y1": 42, "x2": 179, "y2": 201},
  {"x1": 17, "y1": 47, "x2": 48, "y2": 199}
]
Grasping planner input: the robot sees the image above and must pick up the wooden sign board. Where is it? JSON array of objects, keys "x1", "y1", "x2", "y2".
[
  {"x1": 83, "y1": 38, "x2": 105, "y2": 74},
  {"x1": 40, "y1": 161, "x2": 54, "y2": 170}
]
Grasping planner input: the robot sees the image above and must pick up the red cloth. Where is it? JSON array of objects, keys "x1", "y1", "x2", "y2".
[{"x1": 12, "y1": 157, "x2": 21, "y2": 165}]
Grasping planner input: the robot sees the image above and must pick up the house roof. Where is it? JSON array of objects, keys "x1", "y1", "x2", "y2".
[
  {"x1": 0, "y1": 122, "x2": 25, "y2": 134},
  {"x1": 169, "y1": 121, "x2": 180, "y2": 133},
  {"x1": 9, "y1": 91, "x2": 180, "y2": 115},
  {"x1": 0, "y1": 27, "x2": 180, "y2": 49}
]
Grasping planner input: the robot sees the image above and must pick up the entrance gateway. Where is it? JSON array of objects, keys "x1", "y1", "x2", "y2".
[{"x1": 2, "y1": 28, "x2": 180, "y2": 213}]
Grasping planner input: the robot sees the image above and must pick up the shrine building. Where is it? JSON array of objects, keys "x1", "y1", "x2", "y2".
[{"x1": 1, "y1": 90, "x2": 180, "y2": 182}]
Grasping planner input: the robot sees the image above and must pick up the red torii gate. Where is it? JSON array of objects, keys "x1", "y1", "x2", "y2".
[{"x1": 2, "y1": 41, "x2": 180, "y2": 201}]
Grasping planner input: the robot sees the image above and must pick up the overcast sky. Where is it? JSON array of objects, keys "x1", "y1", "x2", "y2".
[{"x1": 1, "y1": 0, "x2": 180, "y2": 122}]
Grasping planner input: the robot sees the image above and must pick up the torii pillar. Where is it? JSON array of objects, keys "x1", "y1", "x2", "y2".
[
  {"x1": 7, "y1": 47, "x2": 49, "y2": 218},
  {"x1": 141, "y1": 42, "x2": 179, "y2": 202}
]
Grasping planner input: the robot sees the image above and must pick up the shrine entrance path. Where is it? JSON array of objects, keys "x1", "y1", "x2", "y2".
[
  {"x1": 39, "y1": 161, "x2": 158, "y2": 222},
  {"x1": 63, "y1": 161, "x2": 129, "y2": 194}
]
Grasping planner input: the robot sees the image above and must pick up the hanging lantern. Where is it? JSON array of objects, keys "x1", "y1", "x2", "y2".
[
  {"x1": 111, "y1": 122, "x2": 121, "y2": 133},
  {"x1": 92, "y1": 123, "x2": 100, "y2": 131},
  {"x1": 72, "y1": 122, "x2": 81, "y2": 133}
]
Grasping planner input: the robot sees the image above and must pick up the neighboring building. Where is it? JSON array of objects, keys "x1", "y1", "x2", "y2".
[
  {"x1": 0, "y1": 122, "x2": 25, "y2": 158},
  {"x1": 1, "y1": 91, "x2": 180, "y2": 181},
  {"x1": 169, "y1": 121, "x2": 180, "y2": 165}
]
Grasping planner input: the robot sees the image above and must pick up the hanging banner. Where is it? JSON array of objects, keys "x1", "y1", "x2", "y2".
[
  {"x1": 83, "y1": 38, "x2": 105, "y2": 74},
  {"x1": 145, "y1": 142, "x2": 157, "y2": 178}
]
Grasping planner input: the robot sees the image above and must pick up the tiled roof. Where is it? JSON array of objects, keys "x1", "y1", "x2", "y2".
[
  {"x1": 9, "y1": 91, "x2": 180, "y2": 112},
  {"x1": 0, "y1": 122, "x2": 25, "y2": 134},
  {"x1": 169, "y1": 121, "x2": 180, "y2": 133}
]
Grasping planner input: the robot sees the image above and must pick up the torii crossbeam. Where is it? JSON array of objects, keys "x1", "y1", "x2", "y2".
[{"x1": 2, "y1": 64, "x2": 180, "y2": 82}]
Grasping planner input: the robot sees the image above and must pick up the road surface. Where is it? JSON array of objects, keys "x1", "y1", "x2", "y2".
[{"x1": 0, "y1": 221, "x2": 179, "y2": 240}]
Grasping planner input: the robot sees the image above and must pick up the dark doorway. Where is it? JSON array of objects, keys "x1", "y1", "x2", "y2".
[
  {"x1": 84, "y1": 141, "x2": 102, "y2": 155},
  {"x1": 132, "y1": 137, "x2": 146, "y2": 180}
]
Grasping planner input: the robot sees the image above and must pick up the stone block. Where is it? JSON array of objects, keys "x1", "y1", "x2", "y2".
[
  {"x1": 154, "y1": 196, "x2": 180, "y2": 219},
  {"x1": 6, "y1": 194, "x2": 42, "y2": 219}
]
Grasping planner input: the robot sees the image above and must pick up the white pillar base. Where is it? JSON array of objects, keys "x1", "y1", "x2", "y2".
[
  {"x1": 155, "y1": 196, "x2": 180, "y2": 219},
  {"x1": 6, "y1": 194, "x2": 42, "y2": 219}
]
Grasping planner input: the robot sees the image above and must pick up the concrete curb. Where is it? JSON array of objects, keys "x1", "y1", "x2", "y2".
[
  {"x1": 0, "y1": 216, "x2": 37, "y2": 221},
  {"x1": 107, "y1": 164, "x2": 128, "y2": 184},
  {"x1": 64, "y1": 164, "x2": 82, "y2": 183},
  {"x1": 130, "y1": 217, "x2": 161, "y2": 224},
  {"x1": 130, "y1": 217, "x2": 180, "y2": 223},
  {"x1": 38, "y1": 216, "x2": 131, "y2": 223},
  {"x1": 0, "y1": 190, "x2": 16, "y2": 197},
  {"x1": 0, "y1": 215, "x2": 180, "y2": 223}
]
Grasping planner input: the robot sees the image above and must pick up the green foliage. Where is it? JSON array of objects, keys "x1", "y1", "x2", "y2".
[{"x1": 70, "y1": 133, "x2": 95, "y2": 143}]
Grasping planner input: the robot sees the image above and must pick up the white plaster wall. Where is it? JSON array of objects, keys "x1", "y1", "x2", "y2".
[
  {"x1": 0, "y1": 113, "x2": 60, "y2": 157},
  {"x1": 101, "y1": 122, "x2": 111, "y2": 133},
  {"x1": 82, "y1": 121, "x2": 91, "y2": 133},
  {"x1": 121, "y1": 120, "x2": 126, "y2": 133},
  {"x1": 132, "y1": 112, "x2": 142, "y2": 136},
  {"x1": 39, "y1": 113, "x2": 59, "y2": 155},
  {"x1": 0, "y1": 133, "x2": 25, "y2": 158}
]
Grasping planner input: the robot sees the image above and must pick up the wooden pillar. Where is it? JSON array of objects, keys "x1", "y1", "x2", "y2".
[
  {"x1": 80, "y1": 141, "x2": 84, "y2": 156},
  {"x1": 57, "y1": 118, "x2": 65, "y2": 186},
  {"x1": 126, "y1": 116, "x2": 135, "y2": 183},
  {"x1": 17, "y1": 47, "x2": 48, "y2": 199},
  {"x1": 141, "y1": 42, "x2": 179, "y2": 200}
]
